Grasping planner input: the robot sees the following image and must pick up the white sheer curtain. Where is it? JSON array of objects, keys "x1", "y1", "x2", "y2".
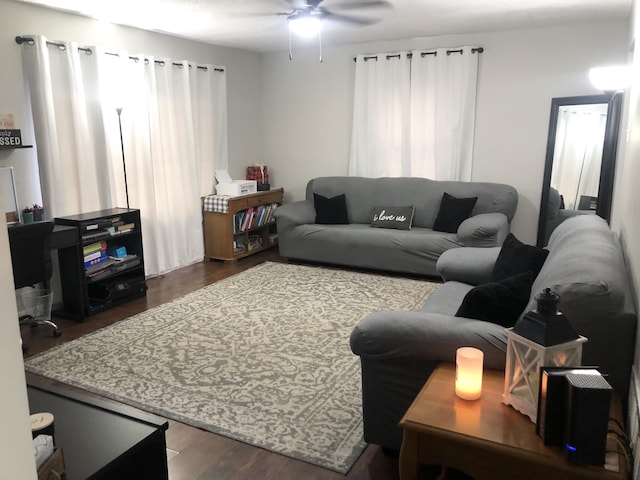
[
  {"x1": 551, "y1": 107, "x2": 606, "y2": 210},
  {"x1": 349, "y1": 47, "x2": 480, "y2": 180},
  {"x1": 410, "y1": 47, "x2": 479, "y2": 181},
  {"x1": 19, "y1": 35, "x2": 228, "y2": 276},
  {"x1": 20, "y1": 37, "x2": 113, "y2": 215},
  {"x1": 349, "y1": 52, "x2": 411, "y2": 177}
]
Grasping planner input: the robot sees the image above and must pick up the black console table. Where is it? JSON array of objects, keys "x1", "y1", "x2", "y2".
[{"x1": 27, "y1": 380, "x2": 169, "y2": 480}]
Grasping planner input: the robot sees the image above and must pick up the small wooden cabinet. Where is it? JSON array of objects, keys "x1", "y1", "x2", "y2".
[{"x1": 203, "y1": 188, "x2": 284, "y2": 262}]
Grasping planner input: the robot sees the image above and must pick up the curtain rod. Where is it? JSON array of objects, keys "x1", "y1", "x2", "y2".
[
  {"x1": 353, "y1": 47, "x2": 484, "y2": 62},
  {"x1": 15, "y1": 36, "x2": 225, "y2": 73}
]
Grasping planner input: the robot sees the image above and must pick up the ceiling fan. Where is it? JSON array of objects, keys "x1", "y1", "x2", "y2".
[
  {"x1": 269, "y1": 0, "x2": 393, "y2": 60},
  {"x1": 279, "y1": 0, "x2": 393, "y2": 36}
]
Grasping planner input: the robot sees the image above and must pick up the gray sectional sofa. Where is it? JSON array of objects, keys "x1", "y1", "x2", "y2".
[
  {"x1": 350, "y1": 215, "x2": 636, "y2": 451},
  {"x1": 275, "y1": 177, "x2": 518, "y2": 277}
]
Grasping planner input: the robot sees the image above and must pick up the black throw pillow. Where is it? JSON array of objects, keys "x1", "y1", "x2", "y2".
[
  {"x1": 491, "y1": 233, "x2": 549, "y2": 282},
  {"x1": 433, "y1": 192, "x2": 478, "y2": 233},
  {"x1": 314, "y1": 193, "x2": 349, "y2": 225},
  {"x1": 455, "y1": 271, "x2": 535, "y2": 327}
]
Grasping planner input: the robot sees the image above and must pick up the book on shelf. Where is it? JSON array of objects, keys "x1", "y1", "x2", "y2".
[
  {"x1": 109, "y1": 253, "x2": 137, "y2": 262},
  {"x1": 252, "y1": 208, "x2": 260, "y2": 229},
  {"x1": 247, "y1": 235, "x2": 262, "y2": 251},
  {"x1": 113, "y1": 222, "x2": 135, "y2": 233},
  {"x1": 81, "y1": 218, "x2": 113, "y2": 233},
  {"x1": 82, "y1": 230, "x2": 111, "y2": 243},
  {"x1": 233, "y1": 211, "x2": 246, "y2": 234},
  {"x1": 83, "y1": 240, "x2": 107, "y2": 256},
  {"x1": 84, "y1": 250, "x2": 103, "y2": 262},
  {"x1": 84, "y1": 252, "x2": 107, "y2": 268},
  {"x1": 233, "y1": 237, "x2": 246, "y2": 254},
  {"x1": 231, "y1": 201, "x2": 280, "y2": 235},
  {"x1": 85, "y1": 258, "x2": 117, "y2": 276},
  {"x1": 242, "y1": 208, "x2": 254, "y2": 231}
]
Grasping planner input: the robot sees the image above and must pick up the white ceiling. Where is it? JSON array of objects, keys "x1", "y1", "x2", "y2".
[{"x1": 12, "y1": 0, "x2": 633, "y2": 52}]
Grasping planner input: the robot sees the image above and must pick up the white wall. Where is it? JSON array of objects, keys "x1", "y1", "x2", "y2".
[
  {"x1": 0, "y1": 195, "x2": 37, "y2": 478},
  {"x1": 260, "y1": 22, "x2": 628, "y2": 244},
  {"x1": 613, "y1": 0, "x2": 640, "y2": 385}
]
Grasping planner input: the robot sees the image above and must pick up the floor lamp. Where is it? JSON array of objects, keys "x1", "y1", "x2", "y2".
[{"x1": 116, "y1": 107, "x2": 130, "y2": 209}]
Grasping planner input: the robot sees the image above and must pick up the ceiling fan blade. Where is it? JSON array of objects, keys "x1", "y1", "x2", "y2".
[
  {"x1": 321, "y1": 10, "x2": 380, "y2": 26},
  {"x1": 327, "y1": 0, "x2": 393, "y2": 11}
]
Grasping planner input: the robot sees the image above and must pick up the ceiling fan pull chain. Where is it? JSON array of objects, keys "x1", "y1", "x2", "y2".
[
  {"x1": 318, "y1": 29, "x2": 323, "y2": 63},
  {"x1": 288, "y1": 29, "x2": 293, "y2": 61}
]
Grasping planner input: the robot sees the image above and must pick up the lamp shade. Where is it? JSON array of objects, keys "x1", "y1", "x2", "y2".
[{"x1": 455, "y1": 347, "x2": 484, "y2": 400}]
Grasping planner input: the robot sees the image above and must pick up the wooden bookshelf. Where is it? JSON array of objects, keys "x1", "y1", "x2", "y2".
[{"x1": 202, "y1": 188, "x2": 284, "y2": 262}]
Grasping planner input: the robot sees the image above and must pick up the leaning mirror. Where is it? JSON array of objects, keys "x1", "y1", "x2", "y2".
[{"x1": 537, "y1": 94, "x2": 623, "y2": 246}]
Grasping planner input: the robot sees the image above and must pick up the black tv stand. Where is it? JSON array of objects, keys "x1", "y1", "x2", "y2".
[{"x1": 55, "y1": 208, "x2": 147, "y2": 321}]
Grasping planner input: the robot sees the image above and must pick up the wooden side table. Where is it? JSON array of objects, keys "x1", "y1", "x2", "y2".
[{"x1": 399, "y1": 363, "x2": 628, "y2": 480}]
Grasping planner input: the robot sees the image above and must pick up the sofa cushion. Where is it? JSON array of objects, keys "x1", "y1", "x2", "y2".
[
  {"x1": 455, "y1": 271, "x2": 535, "y2": 327},
  {"x1": 491, "y1": 233, "x2": 548, "y2": 282},
  {"x1": 370, "y1": 206, "x2": 415, "y2": 230},
  {"x1": 314, "y1": 193, "x2": 349, "y2": 224},
  {"x1": 433, "y1": 193, "x2": 478, "y2": 233}
]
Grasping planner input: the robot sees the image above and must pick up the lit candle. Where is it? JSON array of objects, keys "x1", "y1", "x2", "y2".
[{"x1": 455, "y1": 347, "x2": 484, "y2": 400}]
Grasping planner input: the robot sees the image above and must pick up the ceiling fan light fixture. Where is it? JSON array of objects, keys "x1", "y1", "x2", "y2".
[{"x1": 289, "y1": 15, "x2": 322, "y2": 37}]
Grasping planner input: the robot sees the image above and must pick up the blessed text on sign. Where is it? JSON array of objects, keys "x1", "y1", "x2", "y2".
[{"x1": 0, "y1": 129, "x2": 22, "y2": 147}]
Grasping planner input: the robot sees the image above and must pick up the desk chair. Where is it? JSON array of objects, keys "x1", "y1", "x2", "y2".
[{"x1": 8, "y1": 221, "x2": 61, "y2": 337}]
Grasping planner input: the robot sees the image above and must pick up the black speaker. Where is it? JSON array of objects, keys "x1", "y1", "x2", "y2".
[
  {"x1": 536, "y1": 367, "x2": 600, "y2": 446},
  {"x1": 563, "y1": 372, "x2": 612, "y2": 465}
]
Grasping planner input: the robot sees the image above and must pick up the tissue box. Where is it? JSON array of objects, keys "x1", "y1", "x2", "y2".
[{"x1": 216, "y1": 180, "x2": 257, "y2": 197}]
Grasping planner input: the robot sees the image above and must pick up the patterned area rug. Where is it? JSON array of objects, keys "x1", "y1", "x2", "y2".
[{"x1": 25, "y1": 262, "x2": 438, "y2": 473}]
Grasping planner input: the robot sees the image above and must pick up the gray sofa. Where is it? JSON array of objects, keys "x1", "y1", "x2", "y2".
[
  {"x1": 275, "y1": 177, "x2": 518, "y2": 276},
  {"x1": 350, "y1": 215, "x2": 636, "y2": 451}
]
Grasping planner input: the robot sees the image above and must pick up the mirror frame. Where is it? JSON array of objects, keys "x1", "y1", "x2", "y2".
[{"x1": 536, "y1": 93, "x2": 623, "y2": 247}]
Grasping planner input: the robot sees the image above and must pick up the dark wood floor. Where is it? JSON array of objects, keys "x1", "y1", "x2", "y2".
[{"x1": 22, "y1": 249, "x2": 447, "y2": 480}]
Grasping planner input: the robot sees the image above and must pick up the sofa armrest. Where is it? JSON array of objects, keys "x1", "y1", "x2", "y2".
[
  {"x1": 436, "y1": 247, "x2": 501, "y2": 285},
  {"x1": 274, "y1": 200, "x2": 316, "y2": 230},
  {"x1": 350, "y1": 311, "x2": 507, "y2": 369},
  {"x1": 350, "y1": 310, "x2": 507, "y2": 450},
  {"x1": 456, "y1": 212, "x2": 509, "y2": 247}
]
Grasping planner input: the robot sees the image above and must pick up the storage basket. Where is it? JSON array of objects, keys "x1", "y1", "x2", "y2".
[{"x1": 16, "y1": 288, "x2": 53, "y2": 321}]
